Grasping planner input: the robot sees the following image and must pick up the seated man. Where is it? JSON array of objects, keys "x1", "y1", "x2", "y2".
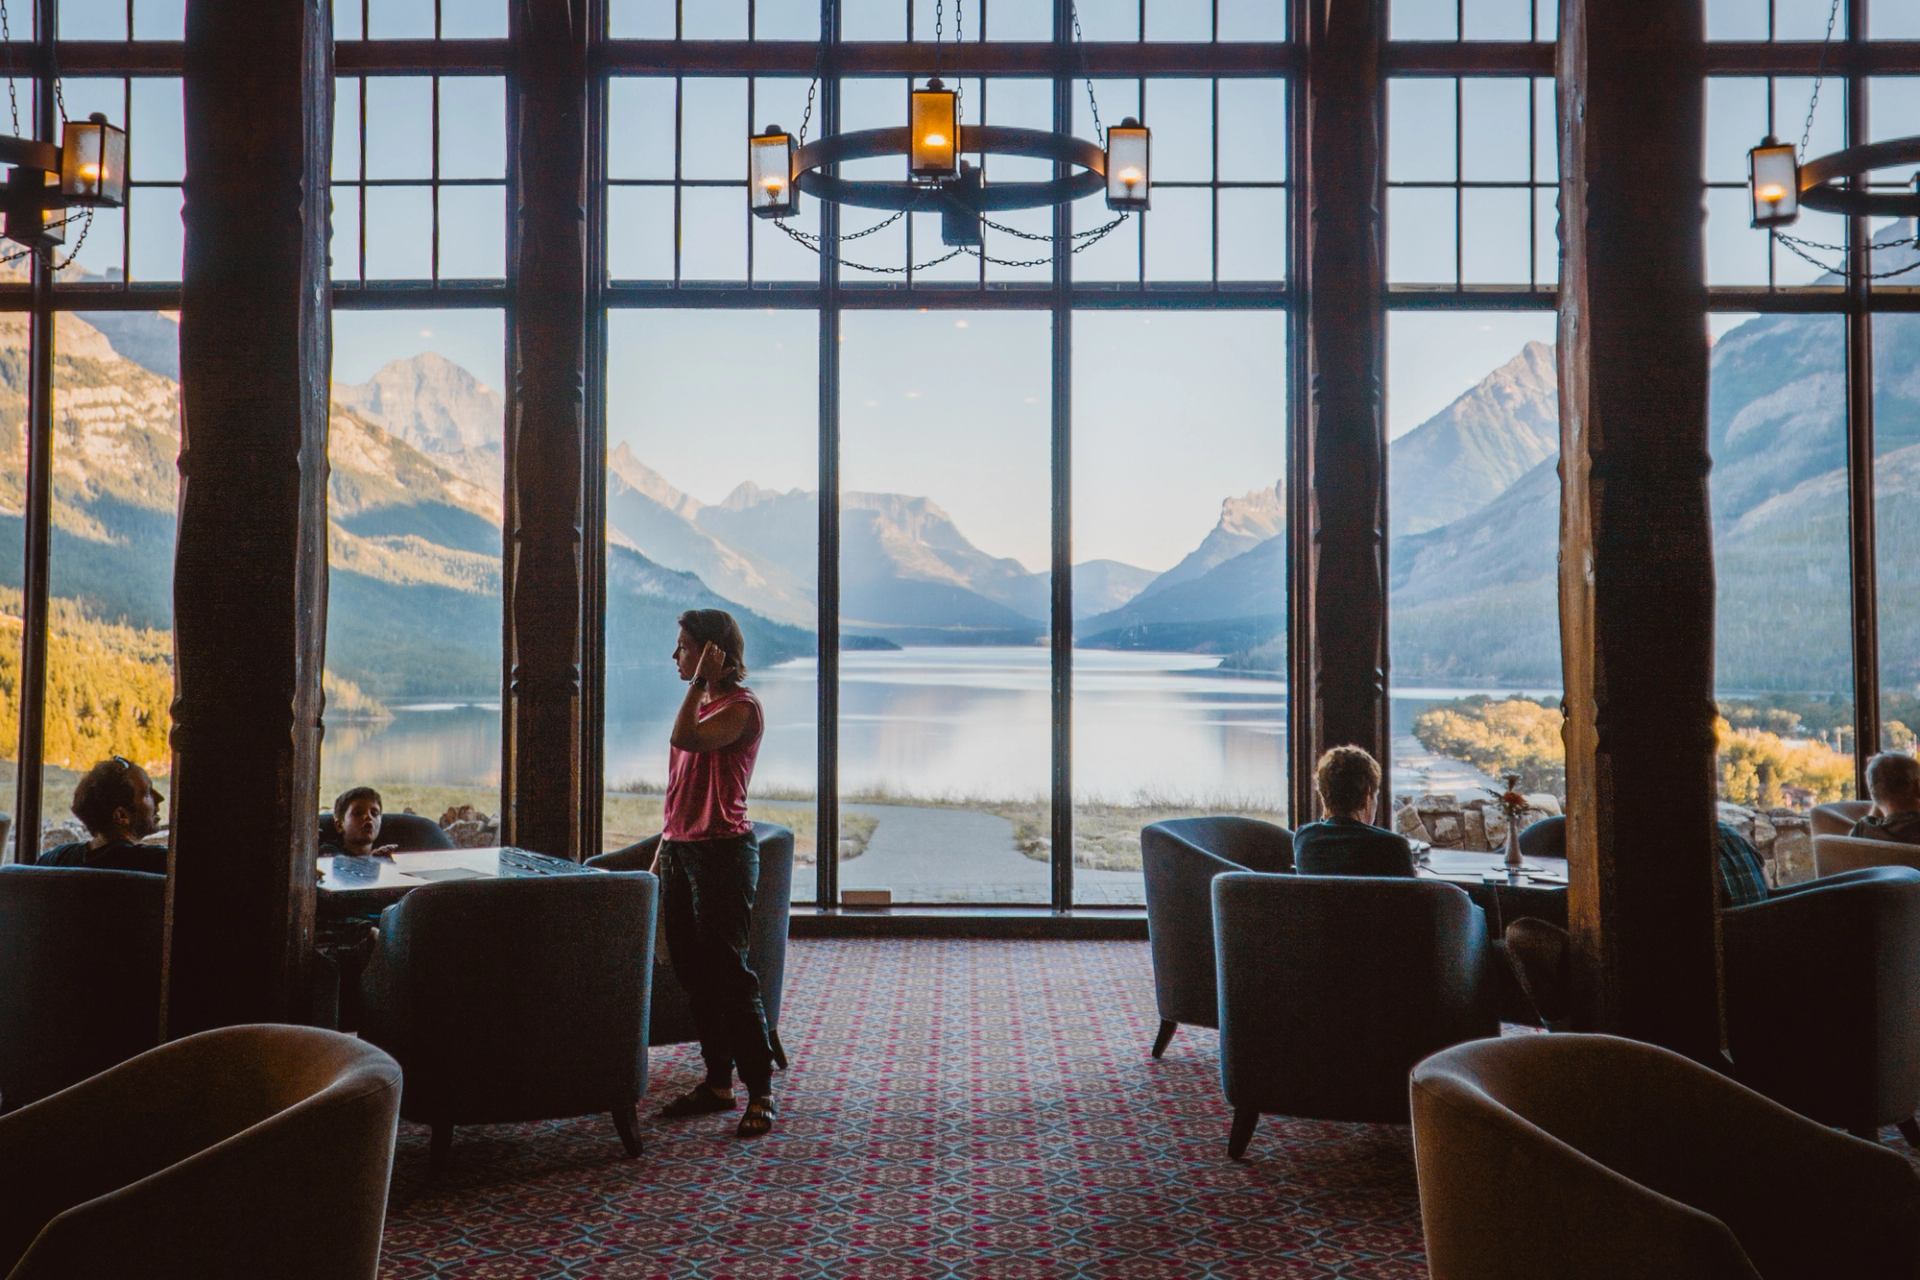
[
  {"x1": 1848, "y1": 752, "x2": 1920, "y2": 846},
  {"x1": 1293, "y1": 745, "x2": 1416, "y2": 877},
  {"x1": 40, "y1": 756, "x2": 168, "y2": 876},
  {"x1": 321, "y1": 786, "x2": 399, "y2": 858}
]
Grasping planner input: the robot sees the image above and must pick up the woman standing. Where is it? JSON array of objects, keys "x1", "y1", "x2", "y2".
[{"x1": 653, "y1": 609, "x2": 778, "y2": 1138}]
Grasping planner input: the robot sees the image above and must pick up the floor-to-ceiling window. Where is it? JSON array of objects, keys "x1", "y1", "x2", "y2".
[
  {"x1": 1702, "y1": 0, "x2": 1917, "y2": 883},
  {"x1": 4, "y1": 7, "x2": 186, "y2": 860},
  {"x1": 599, "y1": 6, "x2": 1294, "y2": 908},
  {"x1": 1383, "y1": 8, "x2": 1562, "y2": 852},
  {"x1": 324, "y1": 28, "x2": 508, "y2": 833}
]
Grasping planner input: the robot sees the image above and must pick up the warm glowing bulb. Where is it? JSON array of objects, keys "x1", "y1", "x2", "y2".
[
  {"x1": 1757, "y1": 181, "x2": 1786, "y2": 204},
  {"x1": 80, "y1": 163, "x2": 101, "y2": 182},
  {"x1": 762, "y1": 175, "x2": 785, "y2": 193},
  {"x1": 1119, "y1": 167, "x2": 1143, "y2": 187},
  {"x1": 924, "y1": 132, "x2": 948, "y2": 149}
]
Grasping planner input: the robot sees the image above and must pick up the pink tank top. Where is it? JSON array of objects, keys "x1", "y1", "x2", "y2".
[{"x1": 663, "y1": 688, "x2": 764, "y2": 842}]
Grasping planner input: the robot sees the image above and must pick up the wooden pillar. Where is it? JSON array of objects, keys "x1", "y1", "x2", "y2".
[
  {"x1": 167, "y1": 0, "x2": 333, "y2": 1033},
  {"x1": 1297, "y1": 0, "x2": 1390, "y2": 814},
  {"x1": 502, "y1": 0, "x2": 590, "y2": 861},
  {"x1": 1557, "y1": 0, "x2": 1721, "y2": 1054}
]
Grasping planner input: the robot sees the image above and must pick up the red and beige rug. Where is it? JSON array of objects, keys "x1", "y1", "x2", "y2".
[{"x1": 376, "y1": 938, "x2": 1429, "y2": 1278}]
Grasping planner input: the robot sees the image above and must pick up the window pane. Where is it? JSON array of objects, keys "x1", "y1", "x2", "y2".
[
  {"x1": 1071, "y1": 312, "x2": 1290, "y2": 905},
  {"x1": 439, "y1": 78, "x2": 506, "y2": 181},
  {"x1": 1389, "y1": 187, "x2": 1457, "y2": 286},
  {"x1": 23, "y1": 314, "x2": 179, "y2": 856},
  {"x1": 438, "y1": 185, "x2": 505, "y2": 279},
  {"x1": 128, "y1": 185, "x2": 183, "y2": 282},
  {"x1": 1217, "y1": 187, "x2": 1286, "y2": 281},
  {"x1": 1708, "y1": 0, "x2": 1769, "y2": 39},
  {"x1": 132, "y1": 0, "x2": 181, "y2": 33},
  {"x1": 1389, "y1": 312, "x2": 1565, "y2": 831},
  {"x1": 1144, "y1": 187, "x2": 1212, "y2": 282},
  {"x1": 364, "y1": 185, "x2": 434, "y2": 280},
  {"x1": 325, "y1": 310, "x2": 505, "y2": 825},
  {"x1": 679, "y1": 187, "x2": 748, "y2": 281},
  {"x1": 1146, "y1": 0, "x2": 1211, "y2": 41},
  {"x1": 755, "y1": 0, "x2": 819, "y2": 39},
  {"x1": 60, "y1": 0, "x2": 126, "y2": 39},
  {"x1": 609, "y1": 79, "x2": 677, "y2": 181},
  {"x1": 1461, "y1": 187, "x2": 1530, "y2": 285},
  {"x1": 839, "y1": 310, "x2": 1051, "y2": 905},
  {"x1": 684, "y1": 0, "x2": 747, "y2": 39},
  {"x1": 609, "y1": 0, "x2": 674, "y2": 38},
  {"x1": 603, "y1": 311, "x2": 820, "y2": 902},
  {"x1": 365, "y1": 77, "x2": 433, "y2": 180},
  {"x1": 130, "y1": 79, "x2": 185, "y2": 185},
  {"x1": 368, "y1": 0, "x2": 433, "y2": 39},
  {"x1": 1392, "y1": 0, "x2": 1459, "y2": 40},
  {"x1": 608, "y1": 185, "x2": 676, "y2": 282},
  {"x1": 1219, "y1": 0, "x2": 1287, "y2": 41},
  {"x1": 1878, "y1": 312, "x2": 1920, "y2": 813},
  {"x1": 1713, "y1": 312, "x2": 1853, "y2": 887}
]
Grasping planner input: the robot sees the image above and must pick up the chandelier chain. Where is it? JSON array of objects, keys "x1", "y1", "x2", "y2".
[
  {"x1": 1775, "y1": 230, "x2": 1920, "y2": 281},
  {"x1": 0, "y1": 0, "x2": 17, "y2": 138},
  {"x1": 797, "y1": 0, "x2": 832, "y2": 144},
  {"x1": 1798, "y1": 0, "x2": 1842, "y2": 158},
  {"x1": 50, "y1": 205, "x2": 90, "y2": 271},
  {"x1": 1070, "y1": 0, "x2": 1104, "y2": 146},
  {"x1": 780, "y1": 210, "x2": 1129, "y2": 273}
]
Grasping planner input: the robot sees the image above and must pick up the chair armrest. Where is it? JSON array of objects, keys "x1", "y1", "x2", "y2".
[
  {"x1": 1770, "y1": 865, "x2": 1913, "y2": 896},
  {"x1": 586, "y1": 834, "x2": 661, "y2": 873},
  {"x1": 1813, "y1": 835, "x2": 1920, "y2": 879}
]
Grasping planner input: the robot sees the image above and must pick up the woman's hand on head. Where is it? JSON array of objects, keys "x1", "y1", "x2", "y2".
[{"x1": 694, "y1": 640, "x2": 730, "y2": 685}]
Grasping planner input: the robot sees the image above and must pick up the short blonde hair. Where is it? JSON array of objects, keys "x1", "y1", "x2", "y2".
[{"x1": 1315, "y1": 745, "x2": 1381, "y2": 816}]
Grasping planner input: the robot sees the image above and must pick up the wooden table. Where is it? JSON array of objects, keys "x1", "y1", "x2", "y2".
[
  {"x1": 316, "y1": 846, "x2": 598, "y2": 914},
  {"x1": 1419, "y1": 849, "x2": 1570, "y2": 932}
]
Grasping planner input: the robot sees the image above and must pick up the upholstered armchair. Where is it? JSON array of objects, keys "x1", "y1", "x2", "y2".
[
  {"x1": 0, "y1": 1025, "x2": 402, "y2": 1280},
  {"x1": 1517, "y1": 815, "x2": 1566, "y2": 860},
  {"x1": 0, "y1": 865, "x2": 164, "y2": 1111},
  {"x1": 1812, "y1": 800, "x2": 1874, "y2": 838},
  {"x1": 1721, "y1": 864, "x2": 1920, "y2": 1142},
  {"x1": 358, "y1": 870, "x2": 657, "y2": 1167},
  {"x1": 1411, "y1": 1034, "x2": 1920, "y2": 1280},
  {"x1": 1814, "y1": 832, "x2": 1920, "y2": 878},
  {"x1": 1212, "y1": 871, "x2": 1496, "y2": 1157},
  {"x1": 1139, "y1": 817, "x2": 1293, "y2": 1060},
  {"x1": 318, "y1": 810, "x2": 455, "y2": 852},
  {"x1": 587, "y1": 822, "x2": 793, "y2": 1069}
]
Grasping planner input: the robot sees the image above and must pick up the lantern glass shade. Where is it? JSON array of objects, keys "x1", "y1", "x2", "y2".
[
  {"x1": 749, "y1": 128, "x2": 797, "y2": 219},
  {"x1": 1105, "y1": 118, "x2": 1150, "y2": 211},
  {"x1": 909, "y1": 80, "x2": 959, "y2": 181},
  {"x1": 60, "y1": 113, "x2": 127, "y2": 207},
  {"x1": 1747, "y1": 137, "x2": 1798, "y2": 229}
]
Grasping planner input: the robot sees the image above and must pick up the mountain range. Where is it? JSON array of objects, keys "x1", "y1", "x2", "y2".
[{"x1": 5, "y1": 255, "x2": 1910, "y2": 720}]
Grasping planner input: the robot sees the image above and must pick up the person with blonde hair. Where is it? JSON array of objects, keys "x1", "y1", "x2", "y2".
[
  {"x1": 1851, "y1": 751, "x2": 1920, "y2": 846},
  {"x1": 1292, "y1": 745, "x2": 1416, "y2": 877}
]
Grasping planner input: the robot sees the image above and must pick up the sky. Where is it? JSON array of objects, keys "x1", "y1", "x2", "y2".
[{"x1": 307, "y1": 2, "x2": 1919, "y2": 572}]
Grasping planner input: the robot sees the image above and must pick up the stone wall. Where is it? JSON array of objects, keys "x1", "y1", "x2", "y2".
[{"x1": 1394, "y1": 793, "x2": 1815, "y2": 888}]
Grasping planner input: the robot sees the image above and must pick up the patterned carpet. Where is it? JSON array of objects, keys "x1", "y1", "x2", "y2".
[{"x1": 378, "y1": 938, "x2": 1429, "y2": 1279}]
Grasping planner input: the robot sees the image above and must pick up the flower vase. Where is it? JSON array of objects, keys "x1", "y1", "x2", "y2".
[{"x1": 1503, "y1": 820, "x2": 1525, "y2": 874}]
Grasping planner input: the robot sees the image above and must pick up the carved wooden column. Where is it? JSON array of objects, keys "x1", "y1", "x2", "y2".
[
  {"x1": 167, "y1": 0, "x2": 332, "y2": 1032},
  {"x1": 1297, "y1": 0, "x2": 1390, "y2": 814},
  {"x1": 1558, "y1": 0, "x2": 1721, "y2": 1054},
  {"x1": 502, "y1": 0, "x2": 590, "y2": 861}
]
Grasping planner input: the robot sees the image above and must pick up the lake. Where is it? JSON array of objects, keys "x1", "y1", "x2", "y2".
[{"x1": 320, "y1": 646, "x2": 1542, "y2": 807}]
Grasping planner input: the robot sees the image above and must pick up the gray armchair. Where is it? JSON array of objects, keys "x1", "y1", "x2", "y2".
[
  {"x1": 318, "y1": 810, "x2": 454, "y2": 852},
  {"x1": 1517, "y1": 815, "x2": 1566, "y2": 860},
  {"x1": 587, "y1": 822, "x2": 793, "y2": 1070},
  {"x1": 1213, "y1": 870, "x2": 1495, "y2": 1157},
  {"x1": 1411, "y1": 1034, "x2": 1920, "y2": 1280},
  {"x1": 1140, "y1": 817, "x2": 1293, "y2": 1059},
  {"x1": 0, "y1": 1025, "x2": 401, "y2": 1280},
  {"x1": 1722, "y1": 864, "x2": 1920, "y2": 1142},
  {"x1": 0, "y1": 865, "x2": 164, "y2": 1111},
  {"x1": 357, "y1": 870, "x2": 657, "y2": 1168}
]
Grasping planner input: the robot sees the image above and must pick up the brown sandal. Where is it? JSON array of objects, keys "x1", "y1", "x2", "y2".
[{"x1": 736, "y1": 1095, "x2": 777, "y2": 1138}]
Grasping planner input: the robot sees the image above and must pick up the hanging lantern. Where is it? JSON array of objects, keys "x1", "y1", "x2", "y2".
[
  {"x1": 749, "y1": 125, "x2": 797, "y2": 219},
  {"x1": 1105, "y1": 117, "x2": 1150, "y2": 212},
  {"x1": 909, "y1": 78, "x2": 959, "y2": 181},
  {"x1": 1747, "y1": 135, "x2": 1799, "y2": 229},
  {"x1": 60, "y1": 112, "x2": 127, "y2": 207}
]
